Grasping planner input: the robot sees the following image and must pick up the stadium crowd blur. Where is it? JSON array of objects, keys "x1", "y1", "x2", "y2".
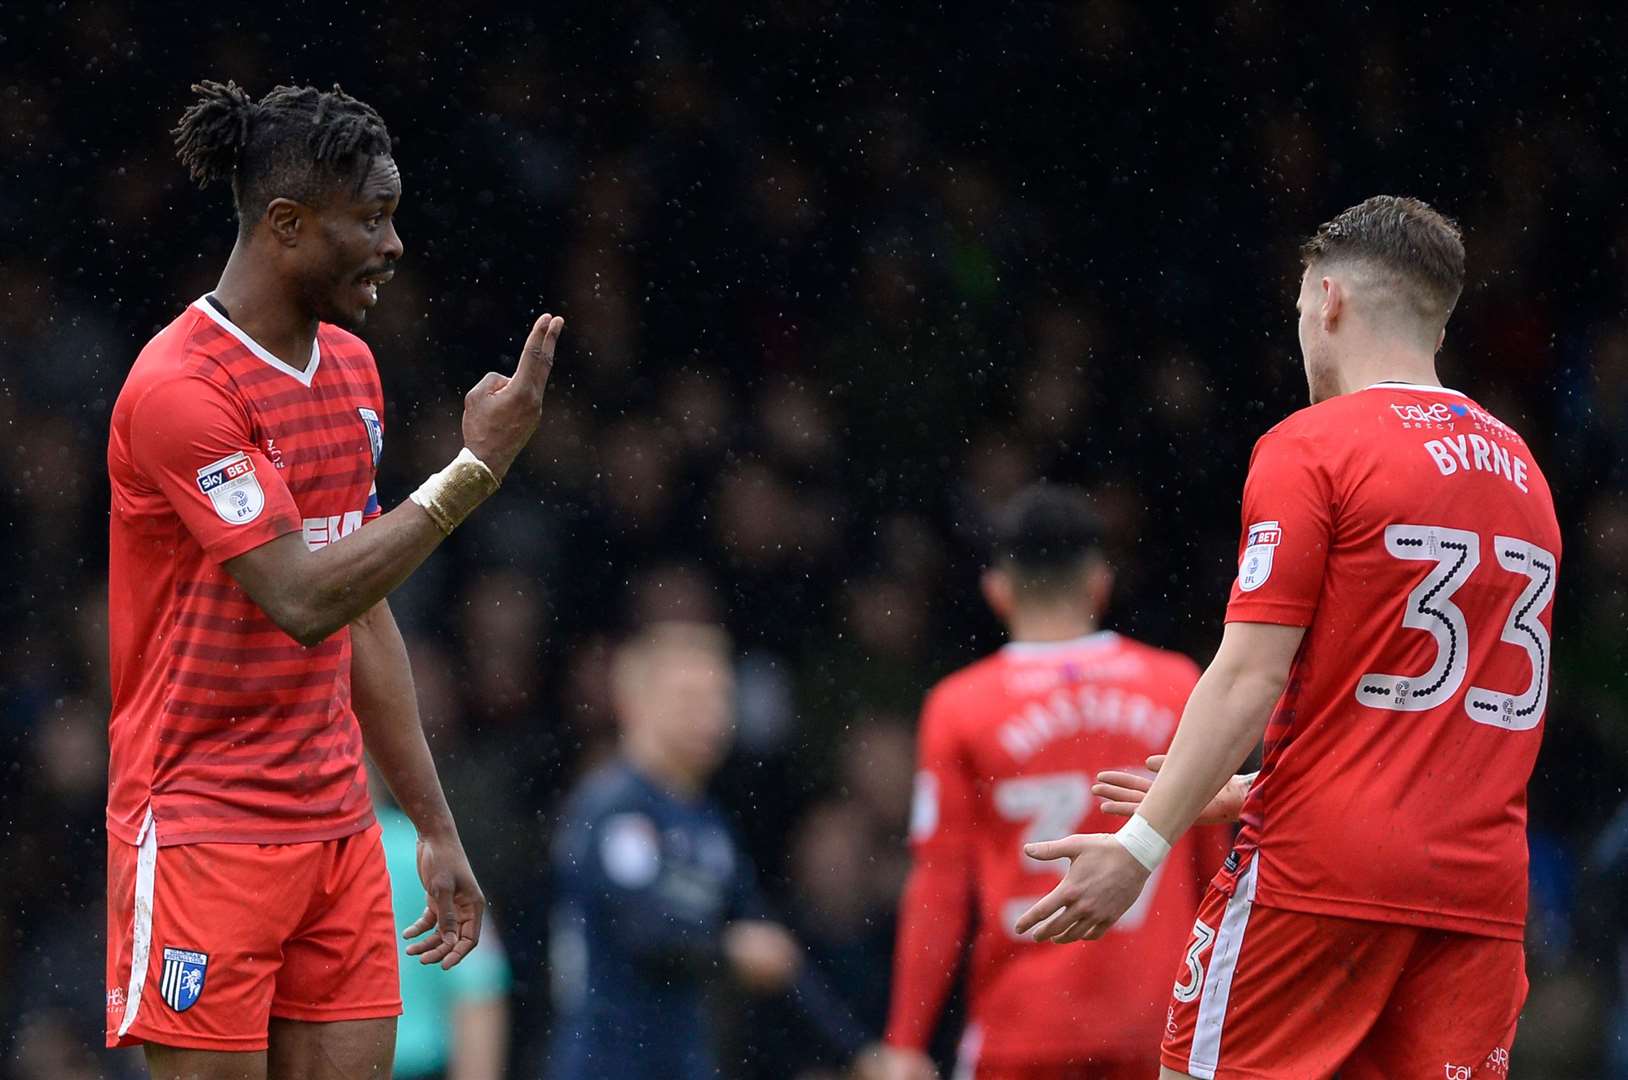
[{"x1": 3, "y1": 4, "x2": 1627, "y2": 1077}]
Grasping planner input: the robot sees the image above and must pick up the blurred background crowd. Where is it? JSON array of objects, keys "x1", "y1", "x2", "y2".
[{"x1": 2, "y1": 3, "x2": 1627, "y2": 1077}]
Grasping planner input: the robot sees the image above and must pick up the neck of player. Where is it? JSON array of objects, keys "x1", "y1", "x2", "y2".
[
  {"x1": 212, "y1": 239, "x2": 322, "y2": 371},
  {"x1": 1006, "y1": 604, "x2": 1099, "y2": 644},
  {"x1": 1335, "y1": 337, "x2": 1443, "y2": 396},
  {"x1": 623, "y1": 735, "x2": 707, "y2": 799}
]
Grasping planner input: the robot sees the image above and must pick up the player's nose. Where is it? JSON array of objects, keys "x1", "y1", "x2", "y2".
[{"x1": 380, "y1": 220, "x2": 404, "y2": 262}]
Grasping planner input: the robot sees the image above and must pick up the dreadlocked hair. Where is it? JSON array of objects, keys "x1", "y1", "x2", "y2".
[{"x1": 172, "y1": 80, "x2": 393, "y2": 232}]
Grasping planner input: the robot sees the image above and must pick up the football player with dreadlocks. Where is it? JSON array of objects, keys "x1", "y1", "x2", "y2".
[{"x1": 104, "y1": 80, "x2": 564, "y2": 1079}]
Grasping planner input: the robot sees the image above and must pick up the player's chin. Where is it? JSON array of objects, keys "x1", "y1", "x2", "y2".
[{"x1": 322, "y1": 294, "x2": 372, "y2": 332}]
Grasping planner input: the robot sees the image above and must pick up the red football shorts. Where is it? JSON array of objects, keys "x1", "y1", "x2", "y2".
[
  {"x1": 1160, "y1": 859, "x2": 1523, "y2": 1080},
  {"x1": 106, "y1": 816, "x2": 401, "y2": 1052}
]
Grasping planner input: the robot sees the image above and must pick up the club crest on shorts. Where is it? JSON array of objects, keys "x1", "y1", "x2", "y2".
[
  {"x1": 358, "y1": 407, "x2": 384, "y2": 467},
  {"x1": 1238, "y1": 520, "x2": 1281, "y2": 592},
  {"x1": 196, "y1": 451, "x2": 266, "y2": 525},
  {"x1": 160, "y1": 947, "x2": 208, "y2": 1012}
]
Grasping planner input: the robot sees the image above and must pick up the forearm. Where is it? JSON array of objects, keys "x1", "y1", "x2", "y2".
[
  {"x1": 1133, "y1": 631, "x2": 1294, "y2": 845},
  {"x1": 298, "y1": 503, "x2": 447, "y2": 641},
  {"x1": 351, "y1": 598, "x2": 458, "y2": 837},
  {"x1": 224, "y1": 501, "x2": 447, "y2": 646},
  {"x1": 885, "y1": 856, "x2": 970, "y2": 1050}
]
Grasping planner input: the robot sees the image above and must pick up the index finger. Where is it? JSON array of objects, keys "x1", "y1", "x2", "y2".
[
  {"x1": 511, "y1": 313, "x2": 564, "y2": 391},
  {"x1": 1012, "y1": 879, "x2": 1071, "y2": 936},
  {"x1": 1093, "y1": 769, "x2": 1152, "y2": 793}
]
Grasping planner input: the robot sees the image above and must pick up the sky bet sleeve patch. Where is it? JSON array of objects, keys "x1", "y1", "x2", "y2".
[{"x1": 195, "y1": 451, "x2": 267, "y2": 525}]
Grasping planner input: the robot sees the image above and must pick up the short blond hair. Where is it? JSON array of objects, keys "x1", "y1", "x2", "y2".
[{"x1": 610, "y1": 621, "x2": 734, "y2": 701}]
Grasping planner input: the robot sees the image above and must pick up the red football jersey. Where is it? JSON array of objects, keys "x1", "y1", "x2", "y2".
[
  {"x1": 886, "y1": 632, "x2": 1230, "y2": 1066},
  {"x1": 106, "y1": 297, "x2": 385, "y2": 848},
  {"x1": 1219, "y1": 382, "x2": 1560, "y2": 941}
]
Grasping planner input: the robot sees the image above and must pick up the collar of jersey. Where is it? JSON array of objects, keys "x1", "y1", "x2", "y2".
[
  {"x1": 1001, "y1": 630, "x2": 1118, "y2": 657},
  {"x1": 1361, "y1": 381, "x2": 1466, "y2": 397},
  {"x1": 192, "y1": 296, "x2": 321, "y2": 387}
]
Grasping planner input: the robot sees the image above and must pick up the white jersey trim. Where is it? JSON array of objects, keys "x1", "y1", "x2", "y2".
[
  {"x1": 1361, "y1": 381, "x2": 1467, "y2": 397},
  {"x1": 192, "y1": 296, "x2": 321, "y2": 387},
  {"x1": 1186, "y1": 855, "x2": 1260, "y2": 1079},
  {"x1": 115, "y1": 808, "x2": 158, "y2": 1039},
  {"x1": 1001, "y1": 630, "x2": 1119, "y2": 657}
]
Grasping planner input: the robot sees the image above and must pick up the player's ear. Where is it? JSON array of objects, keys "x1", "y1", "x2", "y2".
[
  {"x1": 264, "y1": 198, "x2": 304, "y2": 247},
  {"x1": 980, "y1": 568, "x2": 1014, "y2": 625},
  {"x1": 1436, "y1": 327, "x2": 1446, "y2": 354},
  {"x1": 1085, "y1": 559, "x2": 1114, "y2": 617},
  {"x1": 1320, "y1": 276, "x2": 1342, "y2": 330}
]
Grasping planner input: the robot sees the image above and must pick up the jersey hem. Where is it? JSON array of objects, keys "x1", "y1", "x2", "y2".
[
  {"x1": 1252, "y1": 886, "x2": 1524, "y2": 941},
  {"x1": 108, "y1": 807, "x2": 376, "y2": 849}
]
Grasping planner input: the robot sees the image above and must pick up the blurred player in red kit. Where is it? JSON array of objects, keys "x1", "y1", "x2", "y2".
[
  {"x1": 883, "y1": 485, "x2": 1233, "y2": 1080},
  {"x1": 104, "y1": 80, "x2": 565, "y2": 1079},
  {"x1": 1015, "y1": 197, "x2": 1558, "y2": 1080}
]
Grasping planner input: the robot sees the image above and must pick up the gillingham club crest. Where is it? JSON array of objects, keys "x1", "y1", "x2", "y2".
[
  {"x1": 358, "y1": 406, "x2": 384, "y2": 467},
  {"x1": 160, "y1": 947, "x2": 208, "y2": 1012}
]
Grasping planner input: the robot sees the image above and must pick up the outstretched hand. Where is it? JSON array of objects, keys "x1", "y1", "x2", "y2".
[
  {"x1": 461, "y1": 313, "x2": 565, "y2": 481},
  {"x1": 1093, "y1": 754, "x2": 1251, "y2": 825},
  {"x1": 1011, "y1": 832, "x2": 1150, "y2": 945},
  {"x1": 404, "y1": 832, "x2": 486, "y2": 969}
]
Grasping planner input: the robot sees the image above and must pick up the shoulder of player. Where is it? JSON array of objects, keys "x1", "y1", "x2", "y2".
[
  {"x1": 1109, "y1": 634, "x2": 1203, "y2": 683},
  {"x1": 121, "y1": 306, "x2": 230, "y2": 388},
  {"x1": 921, "y1": 654, "x2": 1005, "y2": 720},
  {"x1": 1254, "y1": 394, "x2": 1365, "y2": 443}
]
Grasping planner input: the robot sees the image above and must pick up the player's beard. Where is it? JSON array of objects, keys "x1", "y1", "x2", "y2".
[{"x1": 305, "y1": 265, "x2": 370, "y2": 332}]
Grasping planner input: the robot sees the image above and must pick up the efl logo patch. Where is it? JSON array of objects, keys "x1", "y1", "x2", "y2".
[
  {"x1": 196, "y1": 451, "x2": 266, "y2": 525},
  {"x1": 1238, "y1": 520, "x2": 1281, "y2": 592},
  {"x1": 358, "y1": 407, "x2": 384, "y2": 467},
  {"x1": 160, "y1": 947, "x2": 208, "y2": 1012}
]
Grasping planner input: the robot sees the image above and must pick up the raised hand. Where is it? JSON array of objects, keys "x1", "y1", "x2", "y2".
[
  {"x1": 1093, "y1": 754, "x2": 1252, "y2": 825},
  {"x1": 1011, "y1": 832, "x2": 1150, "y2": 945},
  {"x1": 461, "y1": 313, "x2": 565, "y2": 481}
]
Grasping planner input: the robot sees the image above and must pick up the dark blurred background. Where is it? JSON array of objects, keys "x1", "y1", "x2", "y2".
[{"x1": 2, "y1": 3, "x2": 1627, "y2": 1077}]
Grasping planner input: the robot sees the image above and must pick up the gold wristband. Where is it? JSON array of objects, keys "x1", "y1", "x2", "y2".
[{"x1": 408, "y1": 448, "x2": 499, "y2": 535}]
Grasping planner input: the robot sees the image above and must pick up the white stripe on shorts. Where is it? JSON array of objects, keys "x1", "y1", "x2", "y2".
[
  {"x1": 1187, "y1": 855, "x2": 1259, "y2": 1079},
  {"x1": 952, "y1": 1021, "x2": 983, "y2": 1080},
  {"x1": 116, "y1": 809, "x2": 157, "y2": 1039}
]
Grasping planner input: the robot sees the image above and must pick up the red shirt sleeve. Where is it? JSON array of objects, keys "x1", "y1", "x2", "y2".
[
  {"x1": 127, "y1": 375, "x2": 301, "y2": 562},
  {"x1": 886, "y1": 685, "x2": 976, "y2": 1051},
  {"x1": 1224, "y1": 427, "x2": 1334, "y2": 627}
]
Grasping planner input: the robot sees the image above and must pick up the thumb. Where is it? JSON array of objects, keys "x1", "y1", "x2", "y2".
[{"x1": 1023, "y1": 836, "x2": 1079, "y2": 862}]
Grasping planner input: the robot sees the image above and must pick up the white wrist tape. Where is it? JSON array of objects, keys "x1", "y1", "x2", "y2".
[
  {"x1": 1113, "y1": 813, "x2": 1171, "y2": 873},
  {"x1": 408, "y1": 447, "x2": 499, "y2": 535}
]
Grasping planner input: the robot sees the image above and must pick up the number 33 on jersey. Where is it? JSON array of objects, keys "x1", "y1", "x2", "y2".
[{"x1": 1220, "y1": 383, "x2": 1560, "y2": 941}]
